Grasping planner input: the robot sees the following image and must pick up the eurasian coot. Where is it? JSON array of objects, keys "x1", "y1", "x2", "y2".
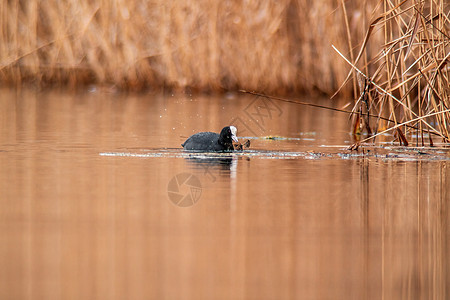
[{"x1": 182, "y1": 126, "x2": 238, "y2": 151}]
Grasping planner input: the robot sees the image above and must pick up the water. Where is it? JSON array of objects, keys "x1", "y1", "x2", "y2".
[{"x1": 0, "y1": 88, "x2": 448, "y2": 299}]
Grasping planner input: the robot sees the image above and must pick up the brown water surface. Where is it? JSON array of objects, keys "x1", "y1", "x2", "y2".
[{"x1": 0, "y1": 88, "x2": 449, "y2": 299}]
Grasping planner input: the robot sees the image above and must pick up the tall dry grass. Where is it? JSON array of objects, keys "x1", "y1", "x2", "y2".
[
  {"x1": 0, "y1": 0, "x2": 381, "y2": 94},
  {"x1": 335, "y1": 0, "x2": 449, "y2": 145}
]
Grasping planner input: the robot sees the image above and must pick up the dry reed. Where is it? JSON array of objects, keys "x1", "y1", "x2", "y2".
[
  {"x1": 0, "y1": 0, "x2": 381, "y2": 94},
  {"x1": 335, "y1": 0, "x2": 449, "y2": 145}
]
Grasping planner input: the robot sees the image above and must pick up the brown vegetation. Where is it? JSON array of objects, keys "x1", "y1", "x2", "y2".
[
  {"x1": 1, "y1": 0, "x2": 381, "y2": 94},
  {"x1": 335, "y1": 0, "x2": 449, "y2": 145}
]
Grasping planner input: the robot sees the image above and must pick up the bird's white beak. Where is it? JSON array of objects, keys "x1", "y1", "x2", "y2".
[{"x1": 230, "y1": 126, "x2": 239, "y2": 143}]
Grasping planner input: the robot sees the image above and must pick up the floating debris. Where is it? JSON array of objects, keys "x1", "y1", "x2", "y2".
[
  {"x1": 99, "y1": 145, "x2": 450, "y2": 161},
  {"x1": 263, "y1": 136, "x2": 286, "y2": 140},
  {"x1": 233, "y1": 139, "x2": 251, "y2": 150}
]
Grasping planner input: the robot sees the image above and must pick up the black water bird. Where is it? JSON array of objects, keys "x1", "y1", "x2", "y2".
[{"x1": 182, "y1": 126, "x2": 238, "y2": 151}]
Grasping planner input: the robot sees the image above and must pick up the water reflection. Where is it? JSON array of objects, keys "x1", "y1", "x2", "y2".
[
  {"x1": 0, "y1": 88, "x2": 448, "y2": 300},
  {"x1": 360, "y1": 160, "x2": 449, "y2": 300},
  {"x1": 184, "y1": 156, "x2": 236, "y2": 182}
]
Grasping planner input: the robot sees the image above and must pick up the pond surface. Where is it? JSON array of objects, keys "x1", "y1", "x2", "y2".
[{"x1": 0, "y1": 88, "x2": 449, "y2": 299}]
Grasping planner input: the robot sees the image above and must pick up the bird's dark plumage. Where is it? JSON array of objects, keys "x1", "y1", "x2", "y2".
[{"x1": 182, "y1": 126, "x2": 238, "y2": 151}]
